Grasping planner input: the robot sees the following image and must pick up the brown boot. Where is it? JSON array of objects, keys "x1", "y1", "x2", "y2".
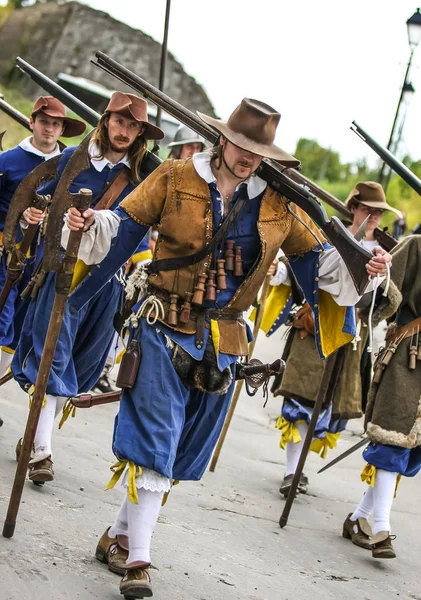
[
  {"x1": 28, "y1": 456, "x2": 54, "y2": 484},
  {"x1": 96, "y1": 528, "x2": 129, "y2": 575},
  {"x1": 370, "y1": 531, "x2": 396, "y2": 559},
  {"x1": 342, "y1": 513, "x2": 372, "y2": 550},
  {"x1": 120, "y1": 562, "x2": 153, "y2": 599}
]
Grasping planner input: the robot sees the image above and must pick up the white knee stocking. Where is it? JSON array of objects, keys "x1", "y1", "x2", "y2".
[
  {"x1": 285, "y1": 422, "x2": 308, "y2": 476},
  {"x1": 0, "y1": 349, "x2": 13, "y2": 378},
  {"x1": 32, "y1": 394, "x2": 66, "y2": 460},
  {"x1": 372, "y1": 469, "x2": 398, "y2": 535},
  {"x1": 109, "y1": 496, "x2": 129, "y2": 538},
  {"x1": 126, "y1": 488, "x2": 164, "y2": 565},
  {"x1": 350, "y1": 486, "x2": 374, "y2": 521}
]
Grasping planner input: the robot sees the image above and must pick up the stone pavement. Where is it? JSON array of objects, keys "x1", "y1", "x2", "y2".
[{"x1": 0, "y1": 328, "x2": 420, "y2": 600}]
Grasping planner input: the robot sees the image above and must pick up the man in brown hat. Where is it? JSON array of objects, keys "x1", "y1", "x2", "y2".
[
  {"x1": 11, "y1": 91, "x2": 163, "y2": 483},
  {"x1": 65, "y1": 99, "x2": 391, "y2": 598},
  {"x1": 0, "y1": 96, "x2": 86, "y2": 380},
  {"x1": 264, "y1": 181, "x2": 399, "y2": 500}
]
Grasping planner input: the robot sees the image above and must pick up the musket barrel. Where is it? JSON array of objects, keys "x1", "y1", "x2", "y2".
[
  {"x1": 351, "y1": 121, "x2": 421, "y2": 196},
  {"x1": 0, "y1": 98, "x2": 31, "y2": 131},
  {"x1": 16, "y1": 57, "x2": 100, "y2": 128}
]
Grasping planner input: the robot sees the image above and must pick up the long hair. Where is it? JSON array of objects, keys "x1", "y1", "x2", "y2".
[{"x1": 91, "y1": 113, "x2": 147, "y2": 184}]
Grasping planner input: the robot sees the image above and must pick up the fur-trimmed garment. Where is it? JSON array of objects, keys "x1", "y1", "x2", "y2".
[
  {"x1": 274, "y1": 275, "x2": 401, "y2": 421},
  {"x1": 365, "y1": 236, "x2": 421, "y2": 448}
]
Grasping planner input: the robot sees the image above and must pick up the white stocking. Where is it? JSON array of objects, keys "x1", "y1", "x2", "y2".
[
  {"x1": 109, "y1": 496, "x2": 129, "y2": 538},
  {"x1": 372, "y1": 469, "x2": 398, "y2": 535},
  {"x1": 0, "y1": 349, "x2": 13, "y2": 378},
  {"x1": 126, "y1": 488, "x2": 164, "y2": 565},
  {"x1": 285, "y1": 422, "x2": 309, "y2": 476},
  {"x1": 32, "y1": 394, "x2": 66, "y2": 460},
  {"x1": 350, "y1": 486, "x2": 374, "y2": 521}
]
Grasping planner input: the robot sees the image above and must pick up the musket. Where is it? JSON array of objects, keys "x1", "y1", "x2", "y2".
[
  {"x1": 0, "y1": 96, "x2": 66, "y2": 151},
  {"x1": 351, "y1": 121, "x2": 421, "y2": 197},
  {"x1": 16, "y1": 57, "x2": 100, "y2": 128},
  {"x1": 286, "y1": 169, "x2": 397, "y2": 251},
  {"x1": 92, "y1": 51, "x2": 373, "y2": 295},
  {"x1": 3, "y1": 188, "x2": 93, "y2": 539},
  {"x1": 16, "y1": 57, "x2": 161, "y2": 176}
]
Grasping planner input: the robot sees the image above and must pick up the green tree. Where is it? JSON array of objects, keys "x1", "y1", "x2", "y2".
[{"x1": 294, "y1": 138, "x2": 343, "y2": 182}]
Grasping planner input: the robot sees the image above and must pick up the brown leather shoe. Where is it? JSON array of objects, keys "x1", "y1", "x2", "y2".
[
  {"x1": 342, "y1": 513, "x2": 372, "y2": 550},
  {"x1": 120, "y1": 563, "x2": 153, "y2": 598},
  {"x1": 370, "y1": 531, "x2": 396, "y2": 559},
  {"x1": 28, "y1": 456, "x2": 54, "y2": 484},
  {"x1": 96, "y1": 528, "x2": 129, "y2": 575}
]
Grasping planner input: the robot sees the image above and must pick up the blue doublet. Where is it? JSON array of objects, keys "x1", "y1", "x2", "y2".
[
  {"x1": 12, "y1": 147, "x2": 143, "y2": 396},
  {"x1": 0, "y1": 145, "x2": 54, "y2": 349}
]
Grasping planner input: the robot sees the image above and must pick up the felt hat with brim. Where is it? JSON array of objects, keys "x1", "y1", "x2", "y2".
[
  {"x1": 345, "y1": 181, "x2": 402, "y2": 218},
  {"x1": 105, "y1": 92, "x2": 165, "y2": 140},
  {"x1": 197, "y1": 98, "x2": 300, "y2": 167},
  {"x1": 32, "y1": 96, "x2": 87, "y2": 138}
]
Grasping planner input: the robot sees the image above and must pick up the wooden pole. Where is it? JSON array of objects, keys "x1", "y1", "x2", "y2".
[
  {"x1": 209, "y1": 275, "x2": 271, "y2": 472},
  {"x1": 279, "y1": 351, "x2": 338, "y2": 528},
  {"x1": 2, "y1": 189, "x2": 92, "y2": 539}
]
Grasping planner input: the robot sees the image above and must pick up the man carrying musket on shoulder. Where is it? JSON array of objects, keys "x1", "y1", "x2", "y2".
[
  {"x1": 64, "y1": 98, "x2": 391, "y2": 599},
  {"x1": 0, "y1": 96, "x2": 86, "y2": 378},
  {"x1": 12, "y1": 92, "x2": 160, "y2": 483}
]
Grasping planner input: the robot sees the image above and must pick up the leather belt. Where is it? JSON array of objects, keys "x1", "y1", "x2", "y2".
[
  {"x1": 386, "y1": 316, "x2": 421, "y2": 345},
  {"x1": 148, "y1": 287, "x2": 243, "y2": 349}
]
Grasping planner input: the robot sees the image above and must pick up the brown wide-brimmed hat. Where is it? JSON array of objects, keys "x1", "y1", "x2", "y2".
[
  {"x1": 197, "y1": 98, "x2": 300, "y2": 167},
  {"x1": 345, "y1": 181, "x2": 402, "y2": 218},
  {"x1": 105, "y1": 92, "x2": 165, "y2": 140},
  {"x1": 32, "y1": 96, "x2": 87, "y2": 138}
]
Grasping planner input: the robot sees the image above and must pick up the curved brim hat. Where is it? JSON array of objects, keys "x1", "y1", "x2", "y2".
[
  {"x1": 345, "y1": 181, "x2": 402, "y2": 218},
  {"x1": 197, "y1": 98, "x2": 300, "y2": 168},
  {"x1": 32, "y1": 96, "x2": 86, "y2": 138},
  {"x1": 105, "y1": 92, "x2": 165, "y2": 140}
]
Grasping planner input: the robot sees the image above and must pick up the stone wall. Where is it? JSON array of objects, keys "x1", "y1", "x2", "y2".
[{"x1": 0, "y1": 1, "x2": 215, "y2": 116}]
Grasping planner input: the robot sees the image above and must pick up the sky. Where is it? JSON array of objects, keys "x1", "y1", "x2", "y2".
[{"x1": 5, "y1": 0, "x2": 421, "y2": 165}]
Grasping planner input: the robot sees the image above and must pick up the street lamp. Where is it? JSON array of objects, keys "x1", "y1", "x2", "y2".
[{"x1": 378, "y1": 9, "x2": 421, "y2": 188}]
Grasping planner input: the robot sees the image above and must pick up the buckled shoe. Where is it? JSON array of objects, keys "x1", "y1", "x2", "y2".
[
  {"x1": 96, "y1": 528, "x2": 129, "y2": 575},
  {"x1": 120, "y1": 562, "x2": 153, "y2": 599},
  {"x1": 370, "y1": 531, "x2": 396, "y2": 559},
  {"x1": 342, "y1": 513, "x2": 372, "y2": 550}
]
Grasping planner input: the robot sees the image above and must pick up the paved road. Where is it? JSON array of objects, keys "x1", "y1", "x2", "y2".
[{"x1": 0, "y1": 328, "x2": 419, "y2": 600}]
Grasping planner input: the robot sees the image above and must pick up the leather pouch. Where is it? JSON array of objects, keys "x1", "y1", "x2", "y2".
[{"x1": 116, "y1": 340, "x2": 142, "y2": 389}]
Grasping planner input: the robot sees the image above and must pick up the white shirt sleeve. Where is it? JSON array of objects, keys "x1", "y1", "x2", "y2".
[
  {"x1": 270, "y1": 260, "x2": 290, "y2": 286},
  {"x1": 318, "y1": 247, "x2": 383, "y2": 306},
  {"x1": 61, "y1": 210, "x2": 121, "y2": 265}
]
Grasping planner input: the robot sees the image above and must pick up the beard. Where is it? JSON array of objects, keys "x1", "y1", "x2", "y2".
[{"x1": 109, "y1": 141, "x2": 130, "y2": 153}]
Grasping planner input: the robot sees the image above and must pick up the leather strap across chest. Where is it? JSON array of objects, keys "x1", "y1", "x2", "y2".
[
  {"x1": 93, "y1": 166, "x2": 131, "y2": 211},
  {"x1": 148, "y1": 186, "x2": 248, "y2": 274}
]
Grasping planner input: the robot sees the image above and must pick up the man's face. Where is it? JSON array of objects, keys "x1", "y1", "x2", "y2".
[
  {"x1": 351, "y1": 203, "x2": 384, "y2": 231},
  {"x1": 105, "y1": 113, "x2": 143, "y2": 153},
  {"x1": 220, "y1": 138, "x2": 262, "y2": 179},
  {"x1": 30, "y1": 112, "x2": 64, "y2": 149},
  {"x1": 179, "y1": 142, "x2": 203, "y2": 159}
]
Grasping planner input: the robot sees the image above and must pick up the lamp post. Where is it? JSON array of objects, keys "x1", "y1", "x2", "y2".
[{"x1": 378, "y1": 8, "x2": 421, "y2": 187}]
